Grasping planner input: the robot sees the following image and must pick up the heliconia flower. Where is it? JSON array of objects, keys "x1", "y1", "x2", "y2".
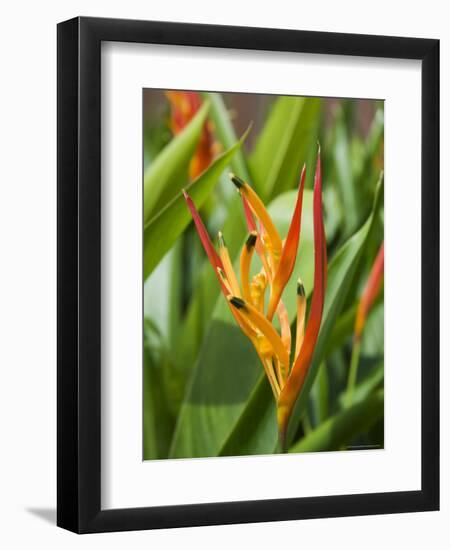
[
  {"x1": 183, "y1": 149, "x2": 327, "y2": 450},
  {"x1": 354, "y1": 242, "x2": 384, "y2": 341},
  {"x1": 165, "y1": 91, "x2": 217, "y2": 179}
]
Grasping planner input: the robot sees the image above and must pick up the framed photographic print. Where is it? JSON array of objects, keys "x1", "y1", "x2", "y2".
[{"x1": 57, "y1": 17, "x2": 439, "y2": 533}]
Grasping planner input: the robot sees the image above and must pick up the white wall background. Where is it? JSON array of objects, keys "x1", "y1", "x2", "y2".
[{"x1": 0, "y1": 1, "x2": 447, "y2": 547}]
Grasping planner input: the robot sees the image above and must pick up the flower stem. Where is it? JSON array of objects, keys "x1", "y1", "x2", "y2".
[
  {"x1": 277, "y1": 428, "x2": 287, "y2": 453},
  {"x1": 346, "y1": 338, "x2": 361, "y2": 407}
]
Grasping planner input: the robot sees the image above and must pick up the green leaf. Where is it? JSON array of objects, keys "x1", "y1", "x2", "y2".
[
  {"x1": 339, "y1": 361, "x2": 384, "y2": 408},
  {"x1": 144, "y1": 240, "x2": 182, "y2": 349},
  {"x1": 355, "y1": 107, "x2": 384, "y2": 193},
  {"x1": 143, "y1": 241, "x2": 188, "y2": 423},
  {"x1": 289, "y1": 389, "x2": 384, "y2": 453},
  {"x1": 361, "y1": 301, "x2": 384, "y2": 357},
  {"x1": 332, "y1": 106, "x2": 364, "y2": 236},
  {"x1": 143, "y1": 130, "x2": 247, "y2": 279},
  {"x1": 168, "y1": 313, "x2": 263, "y2": 458},
  {"x1": 248, "y1": 96, "x2": 321, "y2": 200},
  {"x1": 323, "y1": 305, "x2": 356, "y2": 357},
  {"x1": 331, "y1": 105, "x2": 384, "y2": 241},
  {"x1": 309, "y1": 362, "x2": 330, "y2": 427},
  {"x1": 168, "y1": 190, "x2": 315, "y2": 458},
  {"x1": 143, "y1": 101, "x2": 209, "y2": 225},
  {"x1": 143, "y1": 322, "x2": 176, "y2": 459},
  {"x1": 202, "y1": 92, "x2": 252, "y2": 183},
  {"x1": 219, "y1": 377, "x2": 276, "y2": 457}
]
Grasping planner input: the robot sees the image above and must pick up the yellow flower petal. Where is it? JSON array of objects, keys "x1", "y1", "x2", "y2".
[
  {"x1": 294, "y1": 279, "x2": 306, "y2": 362},
  {"x1": 240, "y1": 231, "x2": 258, "y2": 302},
  {"x1": 228, "y1": 296, "x2": 289, "y2": 369},
  {"x1": 218, "y1": 231, "x2": 241, "y2": 298},
  {"x1": 230, "y1": 174, "x2": 282, "y2": 265}
]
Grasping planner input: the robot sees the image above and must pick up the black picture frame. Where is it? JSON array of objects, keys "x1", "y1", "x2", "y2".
[{"x1": 57, "y1": 16, "x2": 439, "y2": 533}]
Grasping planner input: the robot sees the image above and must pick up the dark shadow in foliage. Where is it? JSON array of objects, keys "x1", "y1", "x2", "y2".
[
  {"x1": 187, "y1": 320, "x2": 262, "y2": 405},
  {"x1": 219, "y1": 376, "x2": 277, "y2": 457},
  {"x1": 290, "y1": 390, "x2": 384, "y2": 453}
]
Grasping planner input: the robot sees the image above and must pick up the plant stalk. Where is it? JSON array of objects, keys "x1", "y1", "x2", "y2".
[{"x1": 345, "y1": 338, "x2": 361, "y2": 407}]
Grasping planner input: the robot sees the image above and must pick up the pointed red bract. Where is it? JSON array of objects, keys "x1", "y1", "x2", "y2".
[
  {"x1": 267, "y1": 165, "x2": 306, "y2": 320},
  {"x1": 277, "y1": 151, "x2": 326, "y2": 440},
  {"x1": 183, "y1": 190, "x2": 228, "y2": 295}
]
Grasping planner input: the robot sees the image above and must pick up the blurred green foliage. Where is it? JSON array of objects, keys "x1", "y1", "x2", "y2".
[{"x1": 143, "y1": 91, "x2": 384, "y2": 459}]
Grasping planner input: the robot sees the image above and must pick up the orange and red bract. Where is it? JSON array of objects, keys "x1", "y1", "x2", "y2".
[
  {"x1": 182, "y1": 190, "x2": 228, "y2": 297},
  {"x1": 277, "y1": 152, "x2": 327, "y2": 444},
  {"x1": 183, "y1": 149, "x2": 327, "y2": 450},
  {"x1": 166, "y1": 91, "x2": 216, "y2": 179},
  {"x1": 267, "y1": 165, "x2": 306, "y2": 321}
]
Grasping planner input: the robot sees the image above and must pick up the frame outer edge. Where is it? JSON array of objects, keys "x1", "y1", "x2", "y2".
[
  {"x1": 57, "y1": 16, "x2": 440, "y2": 533},
  {"x1": 77, "y1": 16, "x2": 103, "y2": 532},
  {"x1": 420, "y1": 39, "x2": 440, "y2": 510},
  {"x1": 57, "y1": 17, "x2": 81, "y2": 533}
]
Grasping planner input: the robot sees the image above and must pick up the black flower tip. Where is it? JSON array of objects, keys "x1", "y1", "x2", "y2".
[
  {"x1": 245, "y1": 231, "x2": 257, "y2": 251},
  {"x1": 297, "y1": 280, "x2": 305, "y2": 297},
  {"x1": 229, "y1": 173, "x2": 245, "y2": 189},
  {"x1": 229, "y1": 296, "x2": 246, "y2": 310}
]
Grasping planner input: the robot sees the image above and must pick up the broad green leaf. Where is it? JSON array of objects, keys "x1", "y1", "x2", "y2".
[
  {"x1": 143, "y1": 131, "x2": 247, "y2": 278},
  {"x1": 216, "y1": 373, "x2": 276, "y2": 455},
  {"x1": 168, "y1": 312, "x2": 263, "y2": 458},
  {"x1": 219, "y1": 377, "x2": 275, "y2": 457},
  {"x1": 168, "y1": 190, "x2": 315, "y2": 458},
  {"x1": 289, "y1": 389, "x2": 384, "y2": 453},
  {"x1": 143, "y1": 101, "x2": 209, "y2": 225},
  {"x1": 143, "y1": 241, "x2": 188, "y2": 422},
  {"x1": 309, "y1": 362, "x2": 330, "y2": 427},
  {"x1": 249, "y1": 96, "x2": 321, "y2": 200},
  {"x1": 143, "y1": 322, "x2": 176, "y2": 459},
  {"x1": 144, "y1": 239, "x2": 182, "y2": 349}
]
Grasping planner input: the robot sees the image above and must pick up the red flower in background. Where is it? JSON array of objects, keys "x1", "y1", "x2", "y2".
[
  {"x1": 346, "y1": 242, "x2": 384, "y2": 406},
  {"x1": 166, "y1": 91, "x2": 217, "y2": 179},
  {"x1": 354, "y1": 242, "x2": 384, "y2": 342}
]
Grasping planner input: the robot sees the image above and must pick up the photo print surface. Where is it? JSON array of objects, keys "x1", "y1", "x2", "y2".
[{"x1": 143, "y1": 90, "x2": 384, "y2": 460}]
